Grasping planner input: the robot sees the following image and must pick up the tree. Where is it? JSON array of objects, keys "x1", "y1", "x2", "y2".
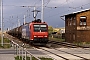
[{"x1": 48, "y1": 26, "x2": 53, "y2": 35}]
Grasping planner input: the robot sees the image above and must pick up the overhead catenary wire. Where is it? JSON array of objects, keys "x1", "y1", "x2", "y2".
[
  {"x1": 44, "y1": 0, "x2": 51, "y2": 6},
  {"x1": 4, "y1": 0, "x2": 90, "y2": 21},
  {"x1": 44, "y1": 0, "x2": 90, "y2": 20},
  {"x1": 34, "y1": 0, "x2": 41, "y2": 6},
  {"x1": 44, "y1": 0, "x2": 90, "y2": 15},
  {"x1": 44, "y1": 0, "x2": 71, "y2": 15},
  {"x1": 3, "y1": 0, "x2": 42, "y2": 30},
  {"x1": 3, "y1": 0, "x2": 90, "y2": 30},
  {"x1": 3, "y1": 0, "x2": 90, "y2": 20},
  {"x1": 21, "y1": 2, "x2": 90, "y2": 18}
]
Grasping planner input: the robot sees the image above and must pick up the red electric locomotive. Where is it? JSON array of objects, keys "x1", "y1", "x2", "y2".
[{"x1": 21, "y1": 19, "x2": 48, "y2": 45}]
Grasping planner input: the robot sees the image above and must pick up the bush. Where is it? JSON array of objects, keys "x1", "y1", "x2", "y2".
[{"x1": 0, "y1": 38, "x2": 11, "y2": 48}]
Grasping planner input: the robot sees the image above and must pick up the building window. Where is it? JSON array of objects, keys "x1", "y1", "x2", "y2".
[
  {"x1": 73, "y1": 17, "x2": 76, "y2": 20},
  {"x1": 66, "y1": 18, "x2": 69, "y2": 26},
  {"x1": 70, "y1": 17, "x2": 73, "y2": 20},
  {"x1": 69, "y1": 17, "x2": 72, "y2": 26},
  {"x1": 73, "y1": 20, "x2": 76, "y2": 25},
  {"x1": 73, "y1": 17, "x2": 76, "y2": 25},
  {"x1": 69, "y1": 20, "x2": 72, "y2": 26},
  {"x1": 80, "y1": 16, "x2": 87, "y2": 26},
  {"x1": 73, "y1": 34, "x2": 75, "y2": 40},
  {"x1": 66, "y1": 20, "x2": 68, "y2": 26}
]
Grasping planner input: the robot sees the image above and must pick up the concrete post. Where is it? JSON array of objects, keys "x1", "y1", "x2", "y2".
[
  {"x1": 19, "y1": 46, "x2": 20, "y2": 59},
  {"x1": 22, "y1": 47, "x2": 23, "y2": 60},
  {"x1": 24, "y1": 48, "x2": 27, "y2": 60}
]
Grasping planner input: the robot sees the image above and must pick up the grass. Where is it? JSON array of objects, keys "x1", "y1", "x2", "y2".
[
  {"x1": 0, "y1": 37, "x2": 11, "y2": 48},
  {"x1": 3, "y1": 38, "x2": 10, "y2": 43},
  {"x1": 39, "y1": 57, "x2": 53, "y2": 60},
  {"x1": 73, "y1": 42, "x2": 90, "y2": 46},
  {"x1": 0, "y1": 44, "x2": 11, "y2": 48},
  {"x1": 15, "y1": 56, "x2": 53, "y2": 60},
  {"x1": 15, "y1": 56, "x2": 30, "y2": 60},
  {"x1": 49, "y1": 37, "x2": 65, "y2": 42}
]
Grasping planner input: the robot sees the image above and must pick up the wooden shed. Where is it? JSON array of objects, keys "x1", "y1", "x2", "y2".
[{"x1": 63, "y1": 9, "x2": 90, "y2": 43}]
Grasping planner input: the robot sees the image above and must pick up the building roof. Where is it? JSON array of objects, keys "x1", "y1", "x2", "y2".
[{"x1": 62, "y1": 8, "x2": 90, "y2": 16}]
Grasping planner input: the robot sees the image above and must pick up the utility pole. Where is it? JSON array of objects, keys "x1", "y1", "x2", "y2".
[
  {"x1": 17, "y1": 16, "x2": 20, "y2": 27},
  {"x1": 18, "y1": 19, "x2": 20, "y2": 27},
  {"x1": 41, "y1": 0, "x2": 44, "y2": 22},
  {"x1": 1, "y1": 0, "x2": 4, "y2": 46},
  {"x1": 24, "y1": 15, "x2": 26, "y2": 24}
]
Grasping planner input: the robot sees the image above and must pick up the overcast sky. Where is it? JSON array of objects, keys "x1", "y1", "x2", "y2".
[{"x1": 0, "y1": 0, "x2": 90, "y2": 30}]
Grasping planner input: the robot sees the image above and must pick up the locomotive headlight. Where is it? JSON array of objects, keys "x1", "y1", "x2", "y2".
[
  {"x1": 44, "y1": 36, "x2": 47, "y2": 37},
  {"x1": 34, "y1": 36, "x2": 37, "y2": 37}
]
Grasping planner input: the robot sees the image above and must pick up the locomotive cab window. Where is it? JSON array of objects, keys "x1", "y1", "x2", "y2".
[
  {"x1": 40, "y1": 25, "x2": 47, "y2": 32},
  {"x1": 34, "y1": 25, "x2": 40, "y2": 32},
  {"x1": 80, "y1": 16, "x2": 87, "y2": 26},
  {"x1": 33, "y1": 24, "x2": 47, "y2": 32}
]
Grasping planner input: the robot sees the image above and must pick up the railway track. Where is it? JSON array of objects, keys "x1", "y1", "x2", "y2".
[
  {"x1": 5, "y1": 33, "x2": 89, "y2": 48},
  {"x1": 34, "y1": 47, "x2": 90, "y2": 60},
  {"x1": 47, "y1": 40, "x2": 89, "y2": 48},
  {"x1": 4, "y1": 33, "x2": 32, "y2": 48},
  {"x1": 33, "y1": 40, "x2": 90, "y2": 60},
  {"x1": 5, "y1": 33, "x2": 90, "y2": 60}
]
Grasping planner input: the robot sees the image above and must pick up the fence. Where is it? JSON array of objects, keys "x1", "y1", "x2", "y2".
[{"x1": 11, "y1": 40, "x2": 41, "y2": 60}]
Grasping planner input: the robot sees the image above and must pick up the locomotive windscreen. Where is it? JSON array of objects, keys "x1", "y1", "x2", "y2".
[{"x1": 33, "y1": 24, "x2": 47, "y2": 32}]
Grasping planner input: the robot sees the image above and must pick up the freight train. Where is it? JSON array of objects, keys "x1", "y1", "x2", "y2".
[{"x1": 7, "y1": 19, "x2": 48, "y2": 45}]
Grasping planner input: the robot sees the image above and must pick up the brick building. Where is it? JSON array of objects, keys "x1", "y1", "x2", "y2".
[{"x1": 63, "y1": 9, "x2": 90, "y2": 43}]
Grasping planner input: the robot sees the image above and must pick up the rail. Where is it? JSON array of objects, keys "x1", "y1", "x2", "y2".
[{"x1": 11, "y1": 40, "x2": 41, "y2": 60}]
